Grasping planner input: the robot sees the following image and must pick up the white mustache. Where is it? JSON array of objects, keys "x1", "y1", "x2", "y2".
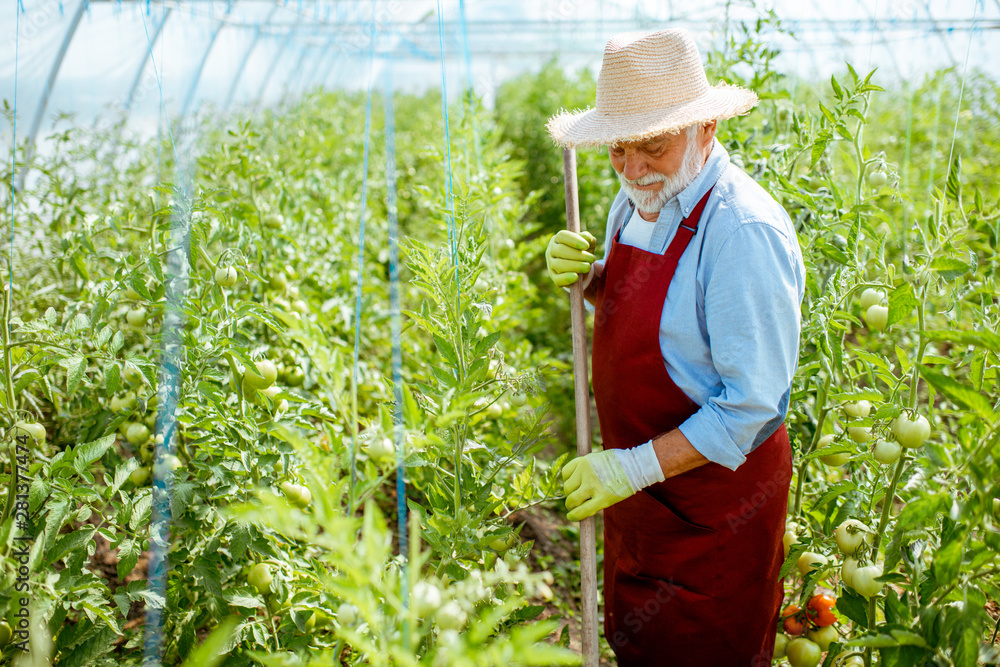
[{"x1": 620, "y1": 173, "x2": 667, "y2": 187}]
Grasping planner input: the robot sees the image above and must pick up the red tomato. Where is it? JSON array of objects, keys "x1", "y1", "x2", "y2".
[
  {"x1": 807, "y1": 593, "x2": 838, "y2": 627},
  {"x1": 782, "y1": 604, "x2": 806, "y2": 636}
]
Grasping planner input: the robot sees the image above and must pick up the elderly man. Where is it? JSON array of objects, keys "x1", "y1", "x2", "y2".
[{"x1": 544, "y1": 29, "x2": 805, "y2": 666}]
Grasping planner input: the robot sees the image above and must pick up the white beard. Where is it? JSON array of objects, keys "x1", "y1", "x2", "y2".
[{"x1": 617, "y1": 135, "x2": 704, "y2": 217}]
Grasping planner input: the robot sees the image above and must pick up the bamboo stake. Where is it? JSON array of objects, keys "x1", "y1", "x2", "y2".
[{"x1": 563, "y1": 147, "x2": 599, "y2": 667}]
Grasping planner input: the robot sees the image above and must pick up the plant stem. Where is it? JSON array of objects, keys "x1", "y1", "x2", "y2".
[{"x1": 794, "y1": 372, "x2": 833, "y2": 517}]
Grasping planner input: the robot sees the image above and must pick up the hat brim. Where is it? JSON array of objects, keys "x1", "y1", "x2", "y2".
[{"x1": 546, "y1": 83, "x2": 759, "y2": 149}]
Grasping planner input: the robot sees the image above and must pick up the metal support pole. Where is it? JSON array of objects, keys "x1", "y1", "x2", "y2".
[
  {"x1": 180, "y1": 13, "x2": 229, "y2": 118},
  {"x1": 223, "y1": 4, "x2": 279, "y2": 112},
  {"x1": 564, "y1": 148, "x2": 599, "y2": 667},
  {"x1": 17, "y1": 0, "x2": 88, "y2": 191},
  {"x1": 123, "y1": 6, "x2": 172, "y2": 114}
]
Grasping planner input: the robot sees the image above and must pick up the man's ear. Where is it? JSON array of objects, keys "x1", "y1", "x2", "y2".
[{"x1": 701, "y1": 120, "x2": 718, "y2": 149}]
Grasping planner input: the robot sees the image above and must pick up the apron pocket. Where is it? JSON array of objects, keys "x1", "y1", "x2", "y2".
[{"x1": 623, "y1": 489, "x2": 719, "y2": 598}]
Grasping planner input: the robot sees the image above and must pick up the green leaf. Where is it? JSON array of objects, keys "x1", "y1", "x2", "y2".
[
  {"x1": 73, "y1": 434, "x2": 116, "y2": 473},
  {"x1": 180, "y1": 617, "x2": 240, "y2": 667},
  {"x1": 831, "y1": 74, "x2": 843, "y2": 99},
  {"x1": 888, "y1": 283, "x2": 918, "y2": 327},
  {"x1": 945, "y1": 155, "x2": 961, "y2": 202},
  {"x1": 433, "y1": 334, "x2": 459, "y2": 366},
  {"x1": 104, "y1": 360, "x2": 121, "y2": 396},
  {"x1": 929, "y1": 257, "x2": 970, "y2": 281},
  {"x1": 930, "y1": 536, "x2": 964, "y2": 589},
  {"x1": 921, "y1": 329, "x2": 1000, "y2": 353},
  {"x1": 950, "y1": 625, "x2": 978, "y2": 667},
  {"x1": 117, "y1": 538, "x2": 140, "y2": 579},
  {"x1": 47, "y1": 526, "x2": 95, "y2": 566},
  {"x1": 894, "y1": 494, "x2": 944, "y2": 534},
  {"x1": 836, "y1": 587, "x2": 869, "y2": 626},
  {"x1": 917, "y1": 364, "x2": 996, "y2": 421},
  {"x1": 61, "y1": 355, "x2": 87, "y2": 396}
]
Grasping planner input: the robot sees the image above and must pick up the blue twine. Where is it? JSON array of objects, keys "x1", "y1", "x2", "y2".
[
  {"x1": 139, "y1": 6, "x2": 191, "y2": 665},
  {"x1": 384, "y1": 47, "x2": 409, "y2": 596},
  {"x1": 435, "y1": 0, "x2": 458, "y2": 271},
  {"x1": 349, "y1": 0, "x2": 377, "y2": 516}
]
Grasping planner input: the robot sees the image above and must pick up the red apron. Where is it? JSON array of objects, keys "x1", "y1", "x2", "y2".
[{"x1": 592, "y1": 188, "x2": 792, "y2": 667}]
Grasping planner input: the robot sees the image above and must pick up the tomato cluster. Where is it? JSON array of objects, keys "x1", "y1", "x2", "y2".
[{"x1": 777, "y1": 593, "x2": 840, "y2": 666}]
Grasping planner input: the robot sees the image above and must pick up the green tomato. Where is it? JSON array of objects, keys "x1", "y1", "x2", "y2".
[
  {"x1": 291, "y1": 299, "x2": 309, "y2": 315},
  {"x1": 848, "y1": 426, "x2": 872, "y2": 444},
  {"x1": 214, "y1": 266, "x2": 238, "y2": 288},
  {"x1": 280, "y1": 482, "x2": 312, "y2": 509},
  {"x1": 796, "y1": 551, "x2": 828, "y2": 576},
  {"x1": 489, "y1": 532, "x2": 518, "y2": 552},
  {"x1": 110, "y1": 392, "x2": 137, "y2": 412},
  {"x1": 844, "y1": 400, "x2": 871, "y2": 418},
  {"x1": 412, "y1": 581, "x2": 443, "y2": 617},
  {"x1": 243, "y1": 360, "x2": 278, "y2": 391},
  {"x1": 284, "y1": 366, "x2": 305, "y2": 387},
  {"x1": 820, "y1": 451, "x2": 850, "y2": 467},
  {"x1": 892, "y1": 413, "x2": 931, "y2": 448},
  {"x1": 806, "y1": 625, "x2": 838, "y2": 651},
  {"x1": 852, "y1": 563, "x2": 884, "y2": 598},
  {"x1": 872, "y1": 439, "x2": 901, "y2": 465},
  {"x1": 865, "y1": 304, "x2": 888, "y2": 331},
  {"x1": 773, "y1": 633, "x2": 789, "y2": 659},
  {"x1": 367, "y1": 437, "x2": 395, "y2": 463},
  {"x1": 126, "y1": 423, "x2": 150, "y2": 446},
  {"x1": 126, "y1": 307, "x2": 148, "y2": 328},
  {"x1": 268, "y1": 273, "x2": 288, "y2": 292},
  {"x1": 436, "y1": 601, "x2": 467, "y2": 631},
  {"x1": 264, "y1": 213, "x2": 284, "y2": 230},
  {"x1": 859, "y1": 288, "x2": 885, "y2": 311},
  {"x1": 337, "y1": 603, "x2": 359, "y2": 626},
  {"x1": 509, "y1": 393, "x2": 527, "y2": 407},
  {"x1": 124, "y1": 285, "x2": 143, "y2": 301},
  {"x1": 782, "y1": 529, "x2": 800, "y2": 559},
  {"x1": 247, "y1": 563, "x2": 273, "y2": 595},
  {"x1": 868, "y1": 170, "x2": 888, "y2": 188},
  {"x1": 485, "y1": 402, "x2": 503, "y2": 419},
  {"x1": 130, "y1": 466, "x2": 151, "y2": 486},
  {"x1": 834, "y1": 519, "x2": 870, "y2": 556},
  {"x1": 817, "y1": 434, "x2": 849, "y2": 466},
  {"x1": 785, "y1": 637, "x2": 822, "y2": 667},
  {"x1": 122, "y1": 365, "x2": 144, "y2": 386},
  {"x1": 0, "y1": 620, "x2": 10, "y2": 647},
  {"x1": 993, "y1": 498, "x2": 1000, "y2": 517},
  {"x1": 13, "y1": 421, "x2": 46, "y2": 442},
  {"x1": 841, "y1": 556, "x2": 860, "y2": 590}
]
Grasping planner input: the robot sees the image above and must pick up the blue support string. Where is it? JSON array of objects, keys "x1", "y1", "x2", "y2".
[
  {"x1": 138, "y1": 7, "x2": 192, "y2": 665},
  {"x1": 436, "y1": 0, "x2": 458, "y2": 271},
  {"x1": 349, "y1": 0, "x2": 378, "y2": 517}
]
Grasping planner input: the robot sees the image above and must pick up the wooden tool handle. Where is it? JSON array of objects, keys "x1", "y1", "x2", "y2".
[{"x1": 563, "y1": 147, "x2": 599, "y2": 667}]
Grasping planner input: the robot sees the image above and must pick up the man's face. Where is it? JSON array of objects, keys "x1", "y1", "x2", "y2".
[{"x1": 609, "y1": 124, "x2": 708, "y2": 216}]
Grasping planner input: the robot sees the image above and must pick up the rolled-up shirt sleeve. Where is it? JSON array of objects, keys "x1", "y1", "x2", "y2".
[{"x1": 677, "y1": 220, "x2": 803, "y2": 470}]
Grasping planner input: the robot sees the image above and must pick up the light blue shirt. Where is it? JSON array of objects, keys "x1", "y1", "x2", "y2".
[{"x1": 584, "y1": 138, "x2": 805, "y2": 470}]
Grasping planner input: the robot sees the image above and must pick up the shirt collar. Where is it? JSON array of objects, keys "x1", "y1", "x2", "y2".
[{"x1": 671, "y1": 137, "x2": 730, "y2": 220}]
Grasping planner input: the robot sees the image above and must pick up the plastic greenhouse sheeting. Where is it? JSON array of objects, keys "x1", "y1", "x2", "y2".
[{"x1": 1, "y1": 0, "x2": 998, "y2": 147}]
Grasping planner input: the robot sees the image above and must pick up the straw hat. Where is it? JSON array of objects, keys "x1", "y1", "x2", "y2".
[{"x1": 546, "y1": 28, "x2": 759, "y2": 148}]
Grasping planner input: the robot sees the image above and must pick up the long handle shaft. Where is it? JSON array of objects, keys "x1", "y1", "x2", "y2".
[{"x1": 563, "y1": 147, "x2": 599, "y2": 667}]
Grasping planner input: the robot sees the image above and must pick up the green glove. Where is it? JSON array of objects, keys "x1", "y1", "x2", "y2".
[
  {"x1": 545, "y1": 230, "x2": 597, "y2": 288},
  {"x1": 562, "y1": 450, "x2": 637, "y2": 522}
]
